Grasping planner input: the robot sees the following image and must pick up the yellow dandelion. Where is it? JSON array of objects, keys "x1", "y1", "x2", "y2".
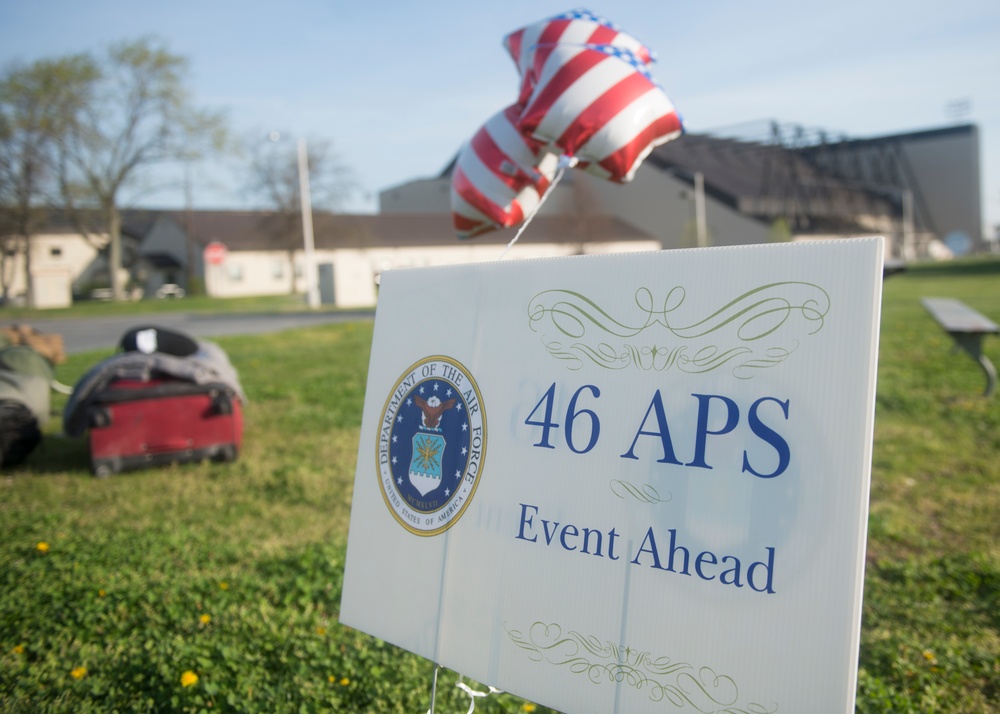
[
  {"x1": 340, "y1": 677, "x2": 350, "y2": 686},
  {"x1": 218, "y1": 582, "x2": 229, "y2": 590},
  {"x1": 316, "y1": 627, "x2": 326, "y2": 636},
  {"x1": 36, "y1": 542, "x2": 50, "y2": 553},
  {"x1": 200, "y1": 614, "x2": 211, "y2": 625},
  {"x1": 70, "y1": 666, "x2": 88, "y2": 680},
  {"x1": 98, "y1": 589, "x2": 106, "y2": 598},
  {"x1": 328, "y1": 675, "x2": 336, "y2": 684},
  {"x1": 12, "y1": 644, "x2": 25, "y2": 655},
  {"x1": 521, "y1": 704, "x2": 537, "y2": 713},
  {"x1": 181, "y1": 670, "x2": 199, "y2": 687},
  {"x1": 923, "y1": 650, "x2": 938, "y2": 664}
]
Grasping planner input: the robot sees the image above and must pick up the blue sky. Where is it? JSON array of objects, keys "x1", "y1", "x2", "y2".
[{"x1": 2, "y1": 0, "x2": 999, "y2": 236}]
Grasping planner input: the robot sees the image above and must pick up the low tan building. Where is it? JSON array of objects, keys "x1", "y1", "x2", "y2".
[
  {"x1": 1, "y1": 227, "x2": 108, "y2": 308},
  {"x1": 192, "y1": 212, "x2": 662, "y2": 308}
]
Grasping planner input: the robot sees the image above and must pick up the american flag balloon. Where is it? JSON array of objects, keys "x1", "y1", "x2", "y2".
[
  {"x1": 450, "y1": 10, "x2": 682, "y2": 239},
  {"x1": 517, "y1": 43, "x2": 683, "y2": 183},
  {"x1": 450, "y1": 104, "x2": 559, "y2": 239},
  {"x1": 503, "y1": 8, "x2": 654, "y2": 105}
]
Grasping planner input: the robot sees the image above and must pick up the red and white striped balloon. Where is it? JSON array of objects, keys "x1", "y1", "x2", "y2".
[
  {"x1": 503, "y1": 9, "x2": 654, "y2": 105},
  {"x1": 450, "y1": 9, "x2": 683, "y2": 240},
  {"x1": 517, "y1": 43, "x2": 682, "y2": 184},
  {"x1": 450, "y1": 104, "x2": 559, "y2": 239}
]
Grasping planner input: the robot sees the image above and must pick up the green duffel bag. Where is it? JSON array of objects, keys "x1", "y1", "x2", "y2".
[
  {"x1": 0, "y1": 345, "x2": 55, "y2": 381},
  {"x1": 0, "y1": 370, "x2": 50, "y2": 425}
]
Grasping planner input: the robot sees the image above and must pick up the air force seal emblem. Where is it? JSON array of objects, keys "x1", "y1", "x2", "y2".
[{"x1": 377, "y1": 356, "x2": 486, "y2": 536}]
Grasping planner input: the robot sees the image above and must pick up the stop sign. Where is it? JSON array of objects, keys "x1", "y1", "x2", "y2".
[{"x1": 204, "y1": 241, "x2": 228, "y2": 265}]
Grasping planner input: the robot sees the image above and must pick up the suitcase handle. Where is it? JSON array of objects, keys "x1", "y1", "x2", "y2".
[
  {"x1": 210, "y1": 390, "x2": 233, "y2": 416},
  {"x1": 95, "y1": 381, "x2": 235, "y2": 404},
  {"x1": 88, "y1": 407, "x2": 112, "y2": 429},
  {"x1": 145, "y1": 437, "x2": 195, "y2": 453}
]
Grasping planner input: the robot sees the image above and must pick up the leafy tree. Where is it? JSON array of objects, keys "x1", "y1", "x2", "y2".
[
  {"x1": 59, "y1": 37, "x2": 227, "y2": 300},
  {"x1": 244, "y1": 132, "x2": 355, "y2": 295},
  {"x1": 0, "y1": 55, "x2": 96, "y2": 305}
]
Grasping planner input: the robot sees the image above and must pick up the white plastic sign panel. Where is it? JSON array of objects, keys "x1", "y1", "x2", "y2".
[{"x1": 341, "y1": 238, "x2": 884, "y2": 714}]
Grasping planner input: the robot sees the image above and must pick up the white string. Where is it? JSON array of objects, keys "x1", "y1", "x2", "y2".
[
  {"x1": 425, "y1": 670, "x2": 504, "y2": 714},
  {"x1": 456, "y1": 681, "x2": 504, "y2": 714},
  {"x1": 50, "y1": 380, "x2": 74, "y2": 395},
  {"x1": 497, "y1": 154, "x2": 577, "y2": 261}
]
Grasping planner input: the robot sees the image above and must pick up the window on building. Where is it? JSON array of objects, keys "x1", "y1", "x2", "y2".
[
  {"x1": 227, "y1": 263, "x2": 243, "y2": 281},
  {"x1": 49, "y1": 246, "x2": 63, "y2": 258},
  {"x1": 272, "y1": 260, "x2": 285, "y2": 280}
]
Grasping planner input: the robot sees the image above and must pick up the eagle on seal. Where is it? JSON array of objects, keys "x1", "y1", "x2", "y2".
[{"x1": 414, "y1": 395, "x2": 456, "y2": 429}]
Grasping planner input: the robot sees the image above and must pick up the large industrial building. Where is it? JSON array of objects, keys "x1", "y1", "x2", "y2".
[{"x1": 382, "y1": 122, "x2": 984, "y2": 260}]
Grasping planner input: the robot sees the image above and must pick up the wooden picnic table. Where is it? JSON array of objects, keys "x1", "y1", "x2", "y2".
[{"x1": 921, "y1": 297, "x2": 999, "y2": 397}]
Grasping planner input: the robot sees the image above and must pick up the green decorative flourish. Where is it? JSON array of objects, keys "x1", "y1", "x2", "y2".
[
  {"x1": 527, "y1": 284, "x2": 828, "y2": 378},
  {"x1": 505, "y1": 622, "x2": 777, "y2": 713},
  {"x1": 610, "y1": 479, "x2": 670, "y2": 504}
]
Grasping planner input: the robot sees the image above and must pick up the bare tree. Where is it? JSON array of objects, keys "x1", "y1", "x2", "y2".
[
  {"x1": 0, "y1": 55, "x2": 96, "y2": 305},
  {"x1": 244, "y1": 132, "x2": 355, "y2": 294},
  {"x1": 59, "y1": 37, "x2": 227, "y2": 300}
]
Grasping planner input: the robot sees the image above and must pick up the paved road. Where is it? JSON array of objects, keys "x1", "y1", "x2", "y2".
[{"x1": 2, "y1": 309, "x2": 375, "y2": 354}]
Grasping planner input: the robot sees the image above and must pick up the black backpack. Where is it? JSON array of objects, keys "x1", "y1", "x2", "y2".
[
  {"x1": 0, "y1": 345, "x2": 53, "y2": 469},
  {"x1": 0, "y1": 398, "x2": 41, "y2": 468}
]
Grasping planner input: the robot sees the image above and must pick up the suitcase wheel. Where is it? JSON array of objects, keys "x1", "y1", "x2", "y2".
[
  {"x1": 213, "y1": 444, "x2": 238, "y2": 463},
  {"x1": 93, "y1": 459, "x2": 119, "y2": 478}
]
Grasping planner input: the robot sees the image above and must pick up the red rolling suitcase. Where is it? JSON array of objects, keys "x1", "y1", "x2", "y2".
[{"x1": 87, "y1": 378, "x2": 243, "y2": 477}]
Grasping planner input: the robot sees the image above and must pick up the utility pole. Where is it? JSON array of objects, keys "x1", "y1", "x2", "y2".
[
  {"x1": 902, "y1": 188, "x2": 915, "y2": 261},
  {"x1": 695, "y1": 171, "x2": 708, "y2": 248},
  {"x1": 297, "y1": 138, "x2": 320, "y2": 309},
  {"x1": 184, "y1": 161, "x2": 195, "y2": 292}
]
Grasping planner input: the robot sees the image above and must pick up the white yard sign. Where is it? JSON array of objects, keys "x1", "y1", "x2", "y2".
[{"x1": 341, "y1": 238, "x2": 884, "y2": 714}]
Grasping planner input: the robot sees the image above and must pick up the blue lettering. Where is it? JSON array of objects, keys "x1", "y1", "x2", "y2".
[
  {"x1": 695, "y1": 550, "x2": 717, "y2": 580},
  {"x1": 560, "y1": 524, "x2": 579, "y2": 551},
  {"x1": 542, "y1": 518, "x2": 560, "y2": 545},
  {"x1": 665, "y1": 528, "x2": 691, "y2": 574},
  {"x1": 742, "y1": 397, "x2": 791, "y2": 478},
  {"x1": 620, "y1": 390, "x2": 682, "y2": 464},
  {"x1": 747, "y1": 548, "x2": 777, "y2": 593},
  {"x1": 516, "y1": 504, "x2": 621, "y2": 560},
  {"x1": 516, "y1": 503, "x2": 538, "y2": 542},
  {"x1": 687, "y1": 394, "x2": 739, "y2": 469},
  {"x1": 719, "y1": 555, "x2": 743, "y2": 587},
  {"x1": 630, "y1": 527, "x2": 665, "y2": 569}
]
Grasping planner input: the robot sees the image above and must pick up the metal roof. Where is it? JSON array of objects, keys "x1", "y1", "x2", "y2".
[{"x1": 153, "y1": 210, "x2": 656, "y2": 252}]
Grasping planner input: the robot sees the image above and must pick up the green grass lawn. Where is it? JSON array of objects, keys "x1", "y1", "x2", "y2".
[{"x1": 2, "y1": 256, "x2": 999, "y2": 713}]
